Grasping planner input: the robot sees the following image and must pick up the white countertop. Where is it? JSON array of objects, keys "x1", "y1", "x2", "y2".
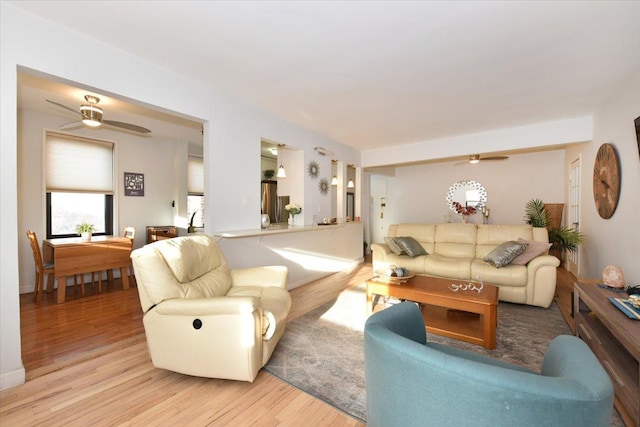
[{"x1": 213, "y1": 222, "x2": 359, "y2": 238}]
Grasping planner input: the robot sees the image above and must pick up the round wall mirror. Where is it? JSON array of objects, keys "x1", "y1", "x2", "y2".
[{"x1": 446, "y1": 180, "x2": 487, "y2": 214}]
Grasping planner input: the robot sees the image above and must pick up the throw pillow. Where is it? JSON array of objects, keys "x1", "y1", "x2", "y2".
[
  {"x1": 385, "y1": 237, "x2": 405, "y2": 255},
  {"x1": 484, "y1": 240, "x2": 528, "y2": 268},
  {"x1": 510, "y1": 238, "x2": 552, "y2": 265},
  {"x1": 394, "y1": 236, "x2": 428, "y2": 258}
]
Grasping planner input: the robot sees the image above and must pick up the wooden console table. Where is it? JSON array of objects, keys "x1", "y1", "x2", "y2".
[
  {"x1": 146, "y1": 226, "x2": 177, "y2": 244},
  {"x1": 574, "y1": 282, "x2": 640, "y2": 427}
]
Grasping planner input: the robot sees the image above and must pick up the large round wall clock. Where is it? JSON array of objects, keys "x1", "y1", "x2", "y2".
[{"x1": 593, "y1": 143, "x2": 621, "y2": 219}]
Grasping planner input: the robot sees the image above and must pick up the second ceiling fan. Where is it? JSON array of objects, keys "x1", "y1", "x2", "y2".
[
  {"x1": 455, "y1": 154, "x2": 508, "y2": 165},
  {"x1": 46, "y1": 95, "x2": 151, "y2": 134}
]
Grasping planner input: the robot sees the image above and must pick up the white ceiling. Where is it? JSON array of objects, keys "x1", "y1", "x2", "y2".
[{"x1": 11, "y1": 1, "x2": 640, "y2": 151}]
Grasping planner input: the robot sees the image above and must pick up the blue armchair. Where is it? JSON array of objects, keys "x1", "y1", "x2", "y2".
[{"x1": 364, "y1": 302, "x2": 614, "y2": 427}]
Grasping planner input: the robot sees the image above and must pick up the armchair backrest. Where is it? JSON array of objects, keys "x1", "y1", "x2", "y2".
[
  {"x1": 131, "y1": 235, "x2": 233, "y2": 313},
  {"x1": 364, "y1": 302, "x2": 613, "y2": 427}
]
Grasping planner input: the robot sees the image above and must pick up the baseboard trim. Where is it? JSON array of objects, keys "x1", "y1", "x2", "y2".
[{"x1": 0, "y1": 366, "x2": 25, "y2": 391}]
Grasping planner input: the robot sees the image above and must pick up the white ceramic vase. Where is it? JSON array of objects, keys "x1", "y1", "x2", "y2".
[{"x1": 81, "y1": 232, "x2": 92, "y2": 241}]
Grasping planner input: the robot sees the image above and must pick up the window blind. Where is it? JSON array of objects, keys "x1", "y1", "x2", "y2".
[
  {"x1": 46, "y1": 132, "x2": 114, "y2": 194},
  {"x1": 188, "y1": 156, "x2": 204, "y2": 195}
]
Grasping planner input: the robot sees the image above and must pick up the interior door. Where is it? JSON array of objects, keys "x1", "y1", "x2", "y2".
[{"x1": 567, "y1": 157, "x2": 580, "y2": 276}]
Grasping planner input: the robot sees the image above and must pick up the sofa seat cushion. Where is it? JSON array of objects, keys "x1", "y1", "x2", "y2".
[
  {"x1": 424, "y1": 254, "x2": 473, "y2": 280},
  {"x1": 377, "y1": 253, "x2": 428, "y2": 272},
  {"x1": 226, "y1": 286, "x2": 291, "y2": 340},
  {"x1": 471, "y1": 260, "x2": 528, "y2": 287}
]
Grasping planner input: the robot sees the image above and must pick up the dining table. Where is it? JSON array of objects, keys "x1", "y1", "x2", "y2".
[{"x1": 43, "y1": 235, "x2": 133, "y2": 303}]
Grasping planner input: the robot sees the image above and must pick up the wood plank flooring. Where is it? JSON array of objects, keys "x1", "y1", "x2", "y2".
[
  {"x1": 4, "y1": 262, "x2": 576, "y2": 426},
  {"x1": 5, "y1": 264, "x2": 374, "y2": 426}
]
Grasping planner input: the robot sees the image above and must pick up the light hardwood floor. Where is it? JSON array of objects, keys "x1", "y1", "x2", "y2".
[
  {"x1": 3, "y1": 264, "x2": 374, "y2": 426},
  {"x1": 3, "y1": 263, "x2": 576, "y2": 426}
]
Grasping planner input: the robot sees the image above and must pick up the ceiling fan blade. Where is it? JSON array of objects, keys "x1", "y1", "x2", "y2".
[
  {"x1": 102, "y1": 119, "x2": 151, "y2": 134},
  {"x1": 481, "y1": 156, "x2": 509, "y2": 161},
  {"x1": 46, "y1": 99, "x2": 82, "y2": 117},
  {"x1": 59, "y1": 120, "x2": 83, "y2": 130}
]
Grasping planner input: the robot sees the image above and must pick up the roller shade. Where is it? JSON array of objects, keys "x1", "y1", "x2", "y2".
[
  {"x1": 46, "y1": 132, "x2": 114, "y2": 194},
  {"x1": 188, "y1": 156, "x2": 204, "y2": 195}
]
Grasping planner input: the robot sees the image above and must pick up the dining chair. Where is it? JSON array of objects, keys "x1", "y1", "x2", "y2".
[
  {"x1": 26, "y1": 230, "x2": 54, "y2": 304},
  {"x1": 27, "y1": 231, "x2": 84, "y2": 303},
  {"x1": 123, "y1": 226, "x2": 136, "y2": 283}
]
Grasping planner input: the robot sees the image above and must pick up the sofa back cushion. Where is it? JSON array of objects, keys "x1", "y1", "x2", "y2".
[
  {"x1": 433, "y1": 223, "x2": 477, "y2": 258},
  {"x1": 388, "y1": 224, "x2": 436, "y2": 254},
  {"x1": 131, "y1": 235, "x2": 232, "y2": 312},
  {"x1": 476, "y1": 224, "x2": 538, "y2": 259}
]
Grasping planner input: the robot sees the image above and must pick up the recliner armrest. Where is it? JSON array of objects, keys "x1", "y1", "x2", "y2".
[
  {"x1": 154, "y1": 296, "x2": 260, "y2": 316},
  {"x1": 231, "y1": 266, "x2": 288, "y2": 288}
]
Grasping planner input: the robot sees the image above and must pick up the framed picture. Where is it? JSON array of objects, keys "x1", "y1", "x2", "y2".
[{"x1": 124, "y1": 172, "x2": 144, "y2": 196}]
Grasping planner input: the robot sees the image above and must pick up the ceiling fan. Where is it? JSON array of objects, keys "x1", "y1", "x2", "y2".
[
  {"x1": 46, "y1": 95, "x2": 151, "y2": 134},
  {"x1": 455, "y1": 154, "x2": 508, "y2": 165}
]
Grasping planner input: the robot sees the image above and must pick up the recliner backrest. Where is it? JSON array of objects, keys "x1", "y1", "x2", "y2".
[{"x1": 131, "y1": 235, "x2": 233, "y2": 313}]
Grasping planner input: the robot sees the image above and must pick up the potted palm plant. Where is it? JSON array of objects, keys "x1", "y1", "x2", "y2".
[
  {"x1": 523, "y1": 199, "x2": 584, "y2": 261},
  {"x1": 76, "y1": 222, "x2": 95, "y2": 241}
]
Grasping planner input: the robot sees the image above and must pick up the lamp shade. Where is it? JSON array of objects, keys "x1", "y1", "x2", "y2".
[
  {"x1": 331, "y1": 176, "x2": 338, "y2": 186},
  {"x1": 277, "y1": 164, "x2": 287, "y2": 178}
]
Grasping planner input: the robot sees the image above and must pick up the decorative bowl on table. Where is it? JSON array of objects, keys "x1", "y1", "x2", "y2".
[{"x1": 374, "y1": 269, "x2": 416, "y2": 284}]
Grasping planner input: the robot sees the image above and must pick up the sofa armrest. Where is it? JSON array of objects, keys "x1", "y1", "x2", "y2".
[
  {"x1": 527, "y1": 254, "x2": 560, "y2": 270},
  {"x1": 154, "y1": 296, "x2": 260, "y2": 316},
  {"x1": 370, "y1": 242, "x2": 391, "y2": 255},
  {"x1": 230, "y1": 265, "x2": 288, "y2": 288}
]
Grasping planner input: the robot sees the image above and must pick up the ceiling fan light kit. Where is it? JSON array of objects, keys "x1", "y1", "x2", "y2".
[
  {"x1": 80, "y1": 104, "x2": 103, "y2": 127},
  {"x1": 455, "y1": 154, "x2": 509, "y2": 165}
]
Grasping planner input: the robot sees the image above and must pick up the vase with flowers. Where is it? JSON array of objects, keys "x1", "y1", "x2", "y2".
[
  {"x1": 452, "y1": 201, "x2": 476, "y2": 223},
  {"x1": 285, "y1": 203, "x2": 302, "y2": 225}
]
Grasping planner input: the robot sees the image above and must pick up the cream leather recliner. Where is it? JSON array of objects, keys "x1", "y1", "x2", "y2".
[{"x1": 131, "y1": 235, "x2": 291, "y2": 382}]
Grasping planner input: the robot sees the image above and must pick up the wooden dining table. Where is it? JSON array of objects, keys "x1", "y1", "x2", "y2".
[{"x1": 43, "y1": 235, "x2": 133, "y2": 303}]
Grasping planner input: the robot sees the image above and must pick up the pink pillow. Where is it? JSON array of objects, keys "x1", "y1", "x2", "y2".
[{"x1": 510, "y1": 238, "x2": 552, "y2": 265}]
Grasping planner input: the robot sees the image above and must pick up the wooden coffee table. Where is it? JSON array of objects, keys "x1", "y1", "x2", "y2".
[{"x1": 366, "y1": 274, "x2": 499, "y2": 349}]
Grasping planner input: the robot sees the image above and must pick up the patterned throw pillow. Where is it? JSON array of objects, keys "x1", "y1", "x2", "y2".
[
  {"x1": 483, "y1": 240, "x2": 528, "y2": 268},
  {"x1": 394, "y1": 236, "x2": 428, "y2": 258},
  {"x1": 385, "y1": 237, "x2": 405, "y2": 255},
  {"x1": 510, "y1": 238, "x2": 552, "y2": 265}
]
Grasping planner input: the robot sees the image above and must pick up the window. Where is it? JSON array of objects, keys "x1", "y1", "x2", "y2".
[
  {"x1": 45, "y1": 132, "x2": 114, "y2": 238},
  {"x1": 187, "y1": 156, "x2": 205, "y2": 229}
]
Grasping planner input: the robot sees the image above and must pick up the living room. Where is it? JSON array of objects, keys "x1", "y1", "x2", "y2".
[{"x1": 2, "y1": 1, "x2": 639, "y2": 424}]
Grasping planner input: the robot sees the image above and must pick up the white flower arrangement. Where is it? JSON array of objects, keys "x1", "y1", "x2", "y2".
[{"x1": 285, "y1": 203, "x2": 302, "y2": 216}]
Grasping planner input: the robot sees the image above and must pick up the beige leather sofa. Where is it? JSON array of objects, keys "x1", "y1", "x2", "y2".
[
  {"x1": 371, "y1": 223, "x2": 560, "y2": 308},
  {"x1": 131, "y1": 235, "x2": 291, "y2": 382}
]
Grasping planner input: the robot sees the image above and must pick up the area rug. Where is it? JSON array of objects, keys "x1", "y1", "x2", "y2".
[{"x1": 264, "y1": 284, "x2": 622, "y2": 425}]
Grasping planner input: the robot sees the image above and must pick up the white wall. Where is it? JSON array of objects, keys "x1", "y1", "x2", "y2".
[
  {"x1": 1, "y1": 3, "x2": 360, "y2": 390},
  {"x1": 17, "y1": 109, "x2": 183, "y2": 293},
  {"x1": 369, "y1": 150, "x2": 566, "y2": 242},
  {"x1": 580, "y1": 73, "x2": 640, "y2": 281}
]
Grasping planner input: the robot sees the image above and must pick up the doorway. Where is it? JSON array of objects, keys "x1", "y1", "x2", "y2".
[{"x1": 567, "y1": 157, "x2": 581, "y2": 276}]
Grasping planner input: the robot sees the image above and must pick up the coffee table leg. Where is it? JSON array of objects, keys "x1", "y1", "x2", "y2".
[{"x1": 484, "y1": 304, "x2": 497, "y2": 349}]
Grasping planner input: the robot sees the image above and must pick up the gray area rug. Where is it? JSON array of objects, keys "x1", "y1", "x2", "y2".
[{"x1": 264, "y1": 284, "x2": 622, "y2": 425}]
